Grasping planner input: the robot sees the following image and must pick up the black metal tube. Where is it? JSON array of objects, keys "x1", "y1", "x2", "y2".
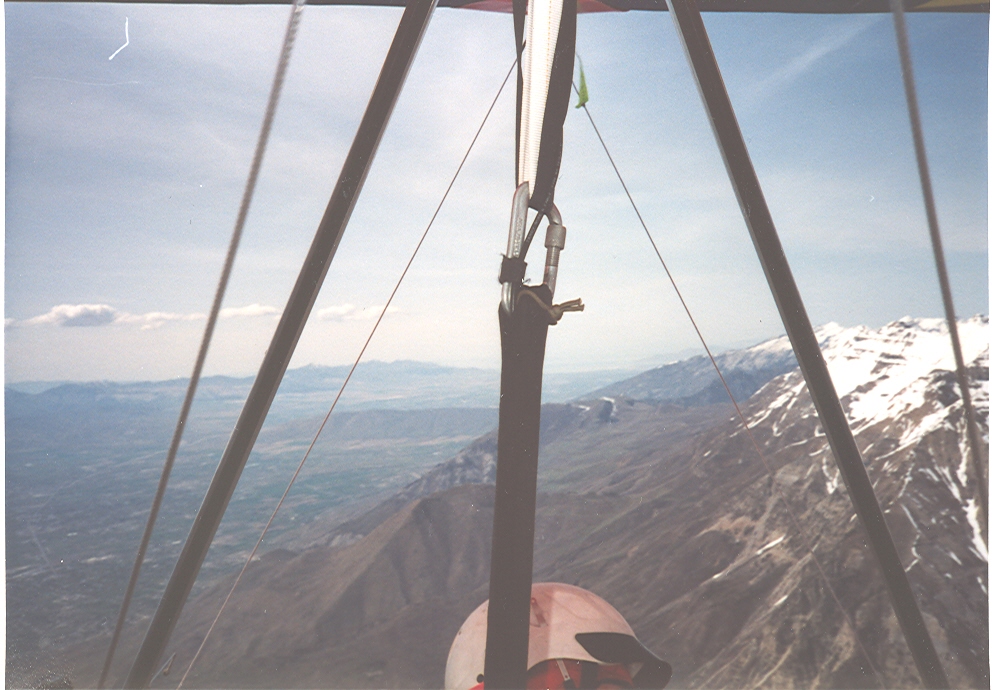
[
  {"x1": 122, "y1": 0, "x2": 437, "y2": 684},
  {"x1": 484, "y1": 285, "x2": 553, "y2": 690},
  {"x1": 664, "y1": 1, "x2": 949, "y2": 688},
  {"x1": 889, "y1": 0, "x2": 987, "y2": 542}
]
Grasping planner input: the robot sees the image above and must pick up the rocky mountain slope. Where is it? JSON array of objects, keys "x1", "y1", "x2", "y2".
[{"x1": 65, "y1": 317, "x2": 989, "y2": 689}]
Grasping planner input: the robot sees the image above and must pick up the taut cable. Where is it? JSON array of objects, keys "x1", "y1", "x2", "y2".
[
  {"x1": 98, "y1": 1, "x2": 307, "y2": 685},
  {"x1": 574, "y1": 84, "x2": 887, "y2": 688},
  {"x1": 173, "y1": 58, "x2": 517, "y2": 689}
]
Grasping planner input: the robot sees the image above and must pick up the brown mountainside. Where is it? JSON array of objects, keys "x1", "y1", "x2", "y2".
[{"x1": 77, "y1": 319, "x2": 988, "y2": 689}]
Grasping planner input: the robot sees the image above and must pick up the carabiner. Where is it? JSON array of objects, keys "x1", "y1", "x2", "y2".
[
  {"x1": 500, "y1": 184, "x2": 568, "y2": 313},
  {"x1": 500, "y1": 183, "x2": 530, "y2": 314}
]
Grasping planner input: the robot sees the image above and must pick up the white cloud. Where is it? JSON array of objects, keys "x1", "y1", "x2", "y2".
[
  {"x1": 315, "y1": 303, "x2": 400, "y2": 322},
  {"x1": 314, "y1": 304, "x2": 357, "y2": 320},
  {"x1": 19, "y1": 304, "x2": 205, "y2": 329},
  {"x1": 14, "y1": 301, "x2": 394, "y2": 333},
  {"x1": 219, "y1": 303, "x2": 279, "y2": 319},
  {"x1": 25, "y1": 303, "x2": 121, "y2": 327}
]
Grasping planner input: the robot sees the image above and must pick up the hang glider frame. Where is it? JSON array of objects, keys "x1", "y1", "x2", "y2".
[{"x1": 27, "y1": 0, "x2": 979, "y2": 685}]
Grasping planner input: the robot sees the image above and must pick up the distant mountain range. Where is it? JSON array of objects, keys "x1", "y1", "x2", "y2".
[
  {"x1": 321, "y1": 315, "x2": 990, "y2": 523},
  {"x1": 5, "y1": 360, "x2": 636, "y2": 418},
  {"x1": 9, "y1": 317, "x2": 989, "y2": 689},
  {"x1": 586, "y1": 330, "x2": 800, "y2": 405}
]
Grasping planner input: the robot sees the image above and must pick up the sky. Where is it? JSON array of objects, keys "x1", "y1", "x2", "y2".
[{"x1": 3, "y1": 1, "x2": 991, "y2": 382}]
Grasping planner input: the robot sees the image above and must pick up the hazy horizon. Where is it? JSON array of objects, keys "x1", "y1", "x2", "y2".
[{"x1": 6, "y1": 313, "x2": 990, "y2": 387}]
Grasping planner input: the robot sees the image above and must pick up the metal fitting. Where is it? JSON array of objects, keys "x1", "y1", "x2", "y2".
[{"x1": 542, "y1": 205, "x2": 565, "y2": 295}]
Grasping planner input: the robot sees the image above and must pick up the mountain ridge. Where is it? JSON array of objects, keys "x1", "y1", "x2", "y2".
[{"x1": 14, "y1": 316, "x2": 989, "y2": 689}]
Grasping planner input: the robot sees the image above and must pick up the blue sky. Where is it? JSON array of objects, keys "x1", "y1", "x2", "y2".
[{"x1": 3, "y1": 2, "x2": 990, "y2": 382}]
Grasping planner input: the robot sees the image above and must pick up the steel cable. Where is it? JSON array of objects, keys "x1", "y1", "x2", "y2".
[
  {"x1": 574, "y1": 84, "x2": 887, "y2": 688},
  {"x1": 172, "y1": 58, "x2": 517, "y2": 689},
  {"x1": 97, "y1": 2, "x2": 307, "y2": 685}
]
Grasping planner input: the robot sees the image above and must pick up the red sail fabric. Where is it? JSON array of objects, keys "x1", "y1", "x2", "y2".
[{"x1": 460, "y1": 0, "x2": 621, "y2": 15}]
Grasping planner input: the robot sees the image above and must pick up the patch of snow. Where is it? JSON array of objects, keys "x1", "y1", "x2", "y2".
[
  {"x1": 894, "y1": 467, "x2": 915, "y2": 503},
  {"x1": 956, "y1": 440, "x2": 969, "y2": 486},
  {"x1": 964, "y1": 499, "x2": 988, "y2": 562},
  {"x1": 900, "y1": 503, "x2": 922, "y2": 570},
  {"x1": 897, "y1": 402, "x2": 953, "y2": 449},
  {"x1": 820, "y1": 456, "x2": 839, "y2": 494},
  {"x1": 755, "y1": 535, "x2": 786, "y2": 556},
  {"x1": 900, "y1": 502, "x2": 919, "y2": 530},
  {"x1": 917, "y1": 467, "x2": 940, "y2": 483},
  {"x1": 748, "y1": 382, "x2": 804, "y2": 427},
  {"x1": 939, "y1": 464, "x2": 964, "y2": 504}
]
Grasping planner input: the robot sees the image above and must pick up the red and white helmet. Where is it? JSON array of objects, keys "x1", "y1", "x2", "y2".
[{"x1": 444, "y1": 582, "x2": 672, "y2": 689}]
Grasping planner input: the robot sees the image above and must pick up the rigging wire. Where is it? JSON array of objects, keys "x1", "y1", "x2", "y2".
[
  {"x1": 518, "y1": 207, "x2": 546, "y2": 260},
  {"x1": 173, "y1": 58, "x2": 518, "y2": 689},
  {"x1": 573, "y1": 84, "x2": 888, "y2": 689},
  {"x1": 889, "y1": 0, "x2": 988, "y2": 544},
  {"x1": 97, "y1": 1, "x2": 307, "y2": 686}
]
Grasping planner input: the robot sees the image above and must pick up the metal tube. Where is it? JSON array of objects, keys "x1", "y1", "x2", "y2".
[
  {"x1": 664, "y1": 0, "x2": 949, "y2": 687},
  {"x1": 122, "y1": 0, "x2": 437, "y2": 684}
]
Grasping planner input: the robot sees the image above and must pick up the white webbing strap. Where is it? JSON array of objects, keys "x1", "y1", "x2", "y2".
[{"x1": 518, "y1": 0, "x2": 564, "y2": 197}]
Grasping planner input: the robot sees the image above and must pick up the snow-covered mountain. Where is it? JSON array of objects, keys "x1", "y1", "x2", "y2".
[
  {"x1": 748, "y1": 315, "x2": 989, "y2": 554},
  {"x1": 774, "y1": 315, "x2": 988, "y2": 432},
  {"x1": 684, "y1": 315, "x2": 990, "y2": 687}
]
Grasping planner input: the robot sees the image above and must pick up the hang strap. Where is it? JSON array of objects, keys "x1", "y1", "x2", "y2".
[
  {"x1": 513, "y1": 0, "x2": 526, "y2": 184},
  {"x1": 516, "y1": 0, "x2": 577, "y2": 213},
  {"x1": 527, "y1": 0, "x2": 576, "y2": 213}
]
